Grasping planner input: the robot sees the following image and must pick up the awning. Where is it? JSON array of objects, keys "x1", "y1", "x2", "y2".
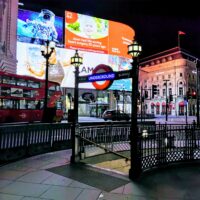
[
  {"x1": 179, "y1": 101, "x2": 185, "y2": 106},
  {"x1": 151, "y1": 102, "x2": 155, "y2": 106},
  {"x1": 156, "y1": 102, "x2": 160, "y2": 106},
  {"x1": 162, "y1": 102, "x2": 166, "y2": 106}
]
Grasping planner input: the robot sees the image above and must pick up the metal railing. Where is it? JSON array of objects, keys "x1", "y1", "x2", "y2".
[
  {"x1": 0, "y1": 123, "x2": 72, "y2": 163},
  {"x1": 141, "y1": 124, "x2": 200, "y2": 171},
  {"x1": 1, "y1": 121, "x2": 200, "y2": 177},
  {"x1": 78, "y1": 123, "x2": 200, "y2": 174}
]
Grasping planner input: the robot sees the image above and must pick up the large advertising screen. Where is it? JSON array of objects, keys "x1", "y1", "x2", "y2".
[
  {"x1": 16, "y1": 42, "x2": 132, "y2": 91},
  {"x1": 17, "y1": 9, "x2": 63, "y2": 46},
  {"x1": 16, "y1": 10, "x2": 135, "y2": 91},
  {"x1": 65, "y1": 11, "x2": 134, "y2": 58}
]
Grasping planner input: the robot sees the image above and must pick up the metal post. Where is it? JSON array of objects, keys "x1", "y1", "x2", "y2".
[
  {"x1": 43, "y1": 54, "x2": 49, "y2": 120},
  {"x1": 70, "y1": 67, "x2": 79, "y2": 163},
  {"x1": 41, "y1": 40, "x2": 54, "y2": 122},
  {"x1": 123, "y1": 89, "x2": 125, "y2": 113},
  {"x1": 129, "y1": 56, "x2": 141, "y2": 180},
  {"x1": 141, "y1": 87, "x2": 143, "y2": 123},
  {"x1": 74, "y1": 67, "x2": 79, "y2": 124},
  {"x1": 164, "y1": 80, "x2": 169, "y2": 121},
  {"x1": 185, "y1": 103, "x2": 188, "y2": 124},
  {"x1": 70, "y1": 50, "x2": 82, "y2": 164},
  {"x1": 196, "y1": 61, "x2": 200, "y2": 125}
]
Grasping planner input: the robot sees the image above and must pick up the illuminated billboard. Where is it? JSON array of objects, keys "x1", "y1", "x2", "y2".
[
  {"x1": 16, "y1": 42, "x2": 132, "y2": 90},
  {"x1": 65, "y1": 11, "x2": 135, "y2": 58},
  {"x1": 17, "y1": 9, "x2": 63, "y2": 46},
  {"x1": 16, "y1": 10, "x2": 135, "y2": 91}
]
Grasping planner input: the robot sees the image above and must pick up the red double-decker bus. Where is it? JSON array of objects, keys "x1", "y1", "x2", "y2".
[{"x1": 0, "y1": 71, "x2": 63, "y2": 123}]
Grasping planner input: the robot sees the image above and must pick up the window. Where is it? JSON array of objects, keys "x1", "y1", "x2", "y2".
[
  {"x1": 157, "y1": 89, "x2": 160, "y2": 96},
  {"x1": 27, "y1": 81, "x2": 40, "y2": 88},
  {"x1": 163, "y1": 89, "x2": 166, "y2": 96},
  {"x1": 17, "y1": 79, "x2": 27, "y2": 87},
  {"x1": 168, "y1": 74, "x2": 171, "y2": 79},
  {"x1": 1, "y1": 87, "x2": 10, "y2": 96},
  {"x1": 180, "y1": 73, "x2": 183, "y2": 77},
  {"x1": 169, "y1": 88, "x2": 172, "y2": 95},
  {"x1": 179, "y1": 87, "x2": 183, "y2": 96},
  {"x1": 2, "y1": 76, "x2": 10, "y2": 84}
]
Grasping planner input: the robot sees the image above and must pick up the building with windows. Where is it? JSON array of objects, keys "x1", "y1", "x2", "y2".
[{"x1": 139, "y1": 47, "x2": 199, "y2": 117}]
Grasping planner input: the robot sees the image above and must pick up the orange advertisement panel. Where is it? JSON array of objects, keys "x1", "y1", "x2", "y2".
[
  {"x1": 65, "y1": 11, "x2": 135, "y2": 58},
  {"x1": 65, "y1": 11, "x2": 109, "y2": 54},
  {"x1": 109, "y1": 21, "x2": 135, "y2": 58}
]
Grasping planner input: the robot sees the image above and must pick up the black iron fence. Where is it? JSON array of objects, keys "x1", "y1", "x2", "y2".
[
  {"x1": 78, "y1": 123, "x2": 200, "y2": 174},
  {"x1": 0, "y1": 123, "x2": 72, "y2": 163},
  {"x1": 141, "y1": 124, "x2": 200, "y2": 171},
  {"x1": 1, "y1": 121, "x2": 200, "y2": 176}
]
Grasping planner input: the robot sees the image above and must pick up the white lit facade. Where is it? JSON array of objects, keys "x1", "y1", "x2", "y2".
[{"x1": 139, "y1": 47, "x2": 199, "y2": 117}]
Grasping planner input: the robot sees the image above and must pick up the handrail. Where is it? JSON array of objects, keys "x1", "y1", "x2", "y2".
[{"x1": 77, "y1": 134, "x2": 130, "y2": 161}]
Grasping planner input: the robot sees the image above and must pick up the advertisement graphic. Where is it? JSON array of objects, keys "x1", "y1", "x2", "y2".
[
  {"x1": 65, "y1": 11, "x2": 135, "y2": 58},
  {"x1": 17, "y1": 42, "x2": 132, "y2": 91},
  {"x1": 16, "y1": 10, "x2": 135, "y2": 91},
  {"x1": 65, "y1": 11, "x2": 109, "y2": 54},
  {"x1": 17, "y1": 9, "x2": 63, "y2": 45}
]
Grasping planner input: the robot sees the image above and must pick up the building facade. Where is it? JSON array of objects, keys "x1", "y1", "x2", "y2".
[
  {"x1": 139, "y1": 47, "x2": 199, "y2": 117},
  {"x1": 0, "y1": 0, "x2": 18, "y2": 73}
]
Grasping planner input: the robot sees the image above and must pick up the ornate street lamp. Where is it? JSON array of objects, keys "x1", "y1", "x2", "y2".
[
  {"x1": 41, "y1": 40, "x2": 55, "y2": 122},
  {"x1": 70, "y1": 49, "x2": 83, "y2": 163},
  {"x1": 128, "y1": 40, "x2": 142, "y2": 180}
]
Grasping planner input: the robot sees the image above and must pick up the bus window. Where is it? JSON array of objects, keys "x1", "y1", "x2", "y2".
[
  {"x1": 49, "y1": 85, "x2": 56, "y2": 91},
  {"x1": 1, "y1": 87, "x2": 10, "y2": 96},
  {"x1": 27, "y1": 100, "x2": 36, "y2": 109},
  {"x1": 2, "y1": 76, "x2": 10, "y2": 84},
  {"x1": 23, "y1": 89, "x2": 31, "y2": 98},
  {"x1": 17, "y1": 79, "x2": 27, "y2": 87},
  {"x1": 19, "y1": 100, "x2": 26, "y2": 109},
  {"x1": 27, "y1": 81, "x2": 40, "y2": 88},
  {"x1": 10, "y1": 78, "x2": 16, "y2": 85},
  {"x1": 2, "y1": 99, "x2": 12, "y2": 109},
  {"x1": 56, "y1": 85, "x2": 60, "y2": 91}
]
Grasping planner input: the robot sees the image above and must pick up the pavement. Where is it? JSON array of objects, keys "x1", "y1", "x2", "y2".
[{"x1": 0, "y1": 149, "x2": 200, "y2": 200}]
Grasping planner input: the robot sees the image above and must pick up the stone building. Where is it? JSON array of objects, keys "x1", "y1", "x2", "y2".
[
  {"x1": 139, "y1": 47, "x2": 199, "y2": 117},
  {"x1": 0, "y1": 0, "x2": 18, "y2": 73}
]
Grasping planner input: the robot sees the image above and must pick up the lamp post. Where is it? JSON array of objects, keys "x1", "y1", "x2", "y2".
[
  {"x1": 128, "y1": 40, "x2": 142, "y2": 180},
  {"x1": 41, "y1": 40, "x2": 55, "y2": 122},
  {"x1": 70, "y1": 49, "x2": 83, "y2": 163}
]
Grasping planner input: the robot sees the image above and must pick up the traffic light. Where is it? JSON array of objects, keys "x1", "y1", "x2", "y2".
[
  {"x1": 144, "y1": 90, "x2": 148, "y2": 99},
  {"x1": 169, "y1": 94, "x2": 173, "y2": 102},
  {"x1": 137, "y1": 91, "x2": 140, "y2": 99},
  {"x1": 186, "y1": 91, "x2": 191, "y2": 99},
  {"x1": 113, "y1": 90, "x2": 119, "y2": 100},
  {"x1": 152, "y1": 85, "x2": 157, "y2": 98},
  {"x1": 192, "y1": 91, "x2": 197, "y2": 99}
]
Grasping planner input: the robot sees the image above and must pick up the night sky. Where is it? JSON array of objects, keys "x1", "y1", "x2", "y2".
[{"x1": 20, "y1": 0, "x2": 200, "y2": 58}]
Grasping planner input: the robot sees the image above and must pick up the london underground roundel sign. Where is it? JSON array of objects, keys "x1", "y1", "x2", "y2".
[{"x1": 92, "y1": 64, "x2": 114, "y2": 90}]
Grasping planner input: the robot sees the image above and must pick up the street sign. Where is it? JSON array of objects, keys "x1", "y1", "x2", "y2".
[
  {"x1": 114, "y1": 69, "x2": 132, "y2": 80},
  {"x1": 78, "y1": 69, "x2": 132, "y2": 83},
  {"x1": 78, "y1": 75, "x2": 88, "y2": 83}
]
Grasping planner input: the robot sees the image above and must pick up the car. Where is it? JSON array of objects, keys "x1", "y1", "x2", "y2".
[{"x1": 102, "y1": 110, "x2": 130, "y2": 121}]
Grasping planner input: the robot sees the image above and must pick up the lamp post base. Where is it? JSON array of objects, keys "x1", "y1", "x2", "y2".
[
  {"x1": 70, "y1": 155, "x2": 80, "y2": 164},
  {"x1": 129, "y1": 167, "x2": 142, "y2": 180}
]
